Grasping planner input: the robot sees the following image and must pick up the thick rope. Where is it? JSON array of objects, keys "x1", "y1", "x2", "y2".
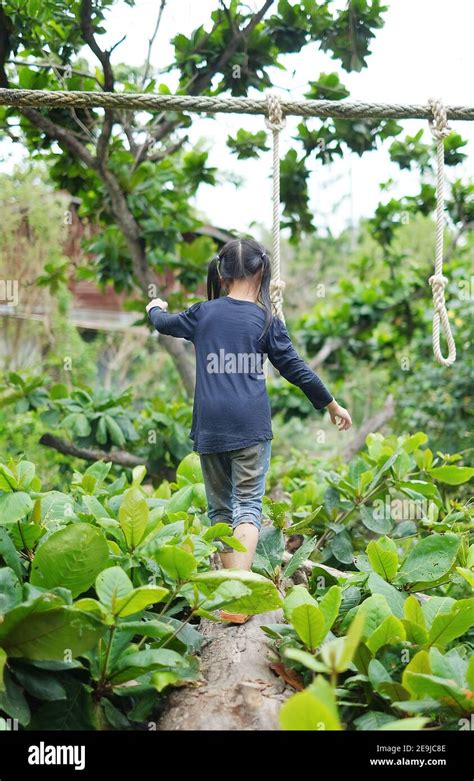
[
  {"x1": 1, "y1": 88, "x2": 474, "y2": 120},
  {"x1": 427, "y1": 98, "x2": 456, "y2": 367},
  {"x1": 265, "y1": 94, "x2": 286, "y2": 321}
]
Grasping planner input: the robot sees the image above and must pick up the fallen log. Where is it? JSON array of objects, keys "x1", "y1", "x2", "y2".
[
  {"x1": 156, "y1": 552, "x2": 293, "y2": 730},
  {"x1": 156, "y1": 608, "x2": 291, "y2": 730}
]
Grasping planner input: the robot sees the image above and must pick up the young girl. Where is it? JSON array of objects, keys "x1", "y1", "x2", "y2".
[{"x1": 146, "y1": 238, "x2": 352, "y2": 623}]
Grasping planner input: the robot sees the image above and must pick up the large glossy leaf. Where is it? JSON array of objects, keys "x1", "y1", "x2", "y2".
[
  {"x1": 359, "y1": 505, "x2": 392, "y2": 534},
  {"x1": 279, "y1": 676, "x2": 341, "y2": 730},
  {"x1": 291, "y1": 603, "x2": 327, "y2": 649},
  {"x1": 366, "y1": 615, "x2": 406, "y2": 655},
  {"x1": 403, "y1": 673, "x2": 471, "y2": 712},
  {"x1": 0, "y1": 601, "x2": 103, "y2": 660},
  {"x1": 283, "y1": 584, "x2": 318, "y2": 621},
  {"x1": 119, "y1": 488, "x2": 148, "y2": 549},
  {"x1": 114, "y1": 586, "x2": 169, "y2": 617},
  {"x1": 428, "y1": 598, "x2": 474, "y2": 648},
  {"x1": 428, "y1": 466, "x2": 474, "y2": 485},
  {"x1": 0, "y1": 491, "x2": 33, "y2": 524},
  {"x1": 357, "y1": 595, "x2": 392, "y2": 640},
  {"x1": 367, "y1": 536, "x2": 398, "y2": 581},
  {"x1": 190, "y1": 570, "x2": 283, "y2": 614},
  {"x1": 153, "y1": 545, "x2": 198, "y2": 580},
  {"x1": 253, "y1": 527, "x2": 285, "y2": 574},
  {"x1": 397, "y1": 534, "x2": 461, "y2": 585},
  {"x1": 30, "y1": 523, "x2": 110, "y2": 597},
  {"x1": 110, "y1": 649, "x2": 191, "y2": 685},
  {"x1": 95, "y1": 566, "x2": 133, "y2": 608}
]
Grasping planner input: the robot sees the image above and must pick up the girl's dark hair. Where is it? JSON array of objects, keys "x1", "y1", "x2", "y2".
[{"x1": 207, "y1": 238, "x2": 273, "y2": 339}]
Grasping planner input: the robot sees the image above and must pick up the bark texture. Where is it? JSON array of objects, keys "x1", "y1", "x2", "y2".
[{"x1": 156, "y1": 606, "x2": 291, "y2": 730}]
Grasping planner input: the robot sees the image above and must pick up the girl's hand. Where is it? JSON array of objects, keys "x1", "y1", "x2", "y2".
[
  {"x1": 146, "y1": 297, "x2": 168, "y2": 313},
  {"x1": 327, "y1": 399, "x2": 352, "y2": 431}
]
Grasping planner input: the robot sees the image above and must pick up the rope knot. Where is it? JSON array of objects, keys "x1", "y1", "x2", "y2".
[
  {"x1": 265, "y1": 93, "x2": 286, "y2": 132},
  {"x1": 429, "y1": 273, "x2": 448, "y2": 311},
  {"x1": 428, "y1": 97, "x2": 451, "y2": 140}
]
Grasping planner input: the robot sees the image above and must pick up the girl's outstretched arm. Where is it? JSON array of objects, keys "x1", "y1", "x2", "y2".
[
  {"x1": 146, "y1": 297, "x2": 201, "y2": 341},
  {"x1": 265, "y1": 316, "x2": 352, "y2": 430}
]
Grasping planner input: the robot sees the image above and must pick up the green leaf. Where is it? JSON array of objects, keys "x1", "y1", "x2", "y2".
[
  {"x1": 360, "y1": 505, "x2": 392, "y2": 534},
  {"x1": 0, "y1": 567, "x2": 23, "y2": 614},
  {"x1": 428, "y1": 466, "x2": 474, "y2": 485},
  {"x1": 403, "y1": 673, "x2": 471, "y2": 712},
  {"x1": 403, "y1": 595, "x2": 426, "y2": 628},
  {"x1": 0, "y1": 602, "x2": 103, "y2": 660},
  {"x1": 254, "y1": 526, "x2": 285, "y2": 572},
  {"x1": 320, "y1": 610, "x2": 366, "y2": 673},
  {"x1": 119, "y1": 487, "x2": 148, "y2": 549},
  {"x1": 354, "y1": 711, "x2": 398, "y2": 730},
  {"x1": 428, "y1": 598, "x2": 474, "y2": 648},
  {"x1": 282, "y1": 536, "x2": 317, "y2": 577},
  {"x1": 283, "y1": 584, "x2": 318, "y2": 621},
  {"x1": 366, "y1": 615, "x2": 406, "y2": 655},
  {"x1": 0, "y1": 528, "x2": 23, "y2": 580},
  {"x1": 402, "y1": 650, "x2": 431, "y2": 693},
  {"x1": 110, "y1": 649, "x2": 190, "y2": 685},
  {"x1": 95, "y1": 566, "x2": 133, "y2": 608},
  {"x1": 358, "y1": 595, "x2": 392, "y2": 640},
  {"x1": 329, "y1": 529, "x2": 353, "y2": 564},
  {"x1": 176, "y1": 452, "x2": 203, "y2": 486},
  {"x1": 318, "y1": 586, "x2": 342, "y2": 631},
  {"x1": 279, "y1": 676, "x2": 341, "y2": 730},
  {"x1": 153, "y1": 545, "x2": 198, "y2": 580},
  {"x1": 13, "y1": 665, "x2": 67, "y2": 702},
  {"x1": 166, "y1": 485, "x2": 194, "y2": 514},
  {"x1": 397, "y1": 534, "x2": 461, "y2": 585},
  {"x1": 190, "y1": 570, "x2": 283, "y2": 615},
  {"x1": 291, "y1": 603, "x2": 327, "y2": 650},
  {"x1": 367, "y1": 573, "x2": 406, "y2": 618},
  {"x1": 367, "y1": 536, "x2": 398, "y2": 581},
  {"x1": 283, "y1": 648, "x2": 329, "y2": 673},
  {"x1": 30, "y1": 523, "x2": 110, "y2": 598},
  {"x1": 0, "y1": 492, "x2": 33, "y2": 524},
  {"x1": 113, "y1": 586, "x2": 169, "y2": 617},
  {"x1": 466, "y1": 656, "x2": 474, "y2": 692},
  {"x1": 0, "y1": 670, "x2": 30, "y2": 725},
  {"x1": 378, "y1": 717, "x2": 428, "y2": 730}
]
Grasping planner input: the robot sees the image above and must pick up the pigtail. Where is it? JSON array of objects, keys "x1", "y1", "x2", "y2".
[
  {"x1": 207, "y1": 254, "x2": 222, "y2": 300},
  {"x1": 258, "y1": 252, "x2": 273, "y2": 340}
]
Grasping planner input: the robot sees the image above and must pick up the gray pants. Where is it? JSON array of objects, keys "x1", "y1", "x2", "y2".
[{"x1": 199, "y1": 440, "x2": 272, "y2": 552}]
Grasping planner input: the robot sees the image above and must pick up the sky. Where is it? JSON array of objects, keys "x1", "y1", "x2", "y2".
[{"x1": 2, "y1": 0, "x2": 474, "y2": 238}]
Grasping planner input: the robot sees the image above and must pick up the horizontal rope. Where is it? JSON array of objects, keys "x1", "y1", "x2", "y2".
[{"x1": 1, "y1": 88, "x2": 474, "y2": 120}]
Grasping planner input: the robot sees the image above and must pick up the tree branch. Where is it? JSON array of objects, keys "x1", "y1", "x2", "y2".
[
  {"x1": 343, "y1": 394, "x2": 395, "y2": 462},
  {"x1": 140, "y1": 0, "x2": 166, "y2": 88},
  {"x1": 80, "y1": 0, "x2": 116, "y2": 162},
  {"x1": 188, "y1": 0, "x2": 275, "y2": 96}
]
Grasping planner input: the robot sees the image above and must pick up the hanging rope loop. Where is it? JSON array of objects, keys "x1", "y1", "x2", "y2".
[
  {"x1": 265, "y1": 93, "x2": 286, "y2": 321},
  {"x1": 427, "y1": 97, "x2": 456, "y2": 367}
]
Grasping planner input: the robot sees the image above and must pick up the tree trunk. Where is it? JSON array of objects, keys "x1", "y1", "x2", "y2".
[
  {"x1": 156, "y1": 553, "x2": 292, "y2": 731},
  {"x1": 156, "y1": 606, "x2": 291, "y2": 731}
]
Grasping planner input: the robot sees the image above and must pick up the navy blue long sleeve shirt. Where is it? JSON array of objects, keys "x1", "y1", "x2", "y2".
[{"x1": 148, "y1": 297, "x2": 334, "y2": 453}]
